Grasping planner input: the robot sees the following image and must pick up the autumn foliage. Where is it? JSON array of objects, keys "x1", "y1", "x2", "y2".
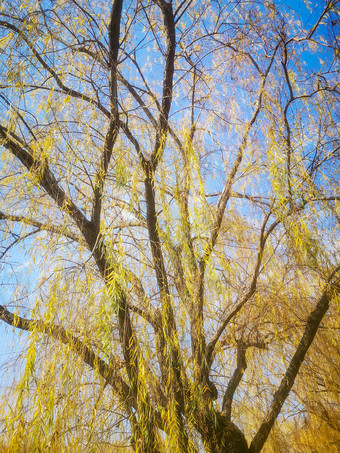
[{"x1": 0, "y1": 0, "x2": 339, "y2": 451}]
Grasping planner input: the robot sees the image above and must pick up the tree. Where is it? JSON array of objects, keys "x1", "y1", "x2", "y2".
[{"x1": 0, "y1": 0, "x2": 339, "y2": 451}]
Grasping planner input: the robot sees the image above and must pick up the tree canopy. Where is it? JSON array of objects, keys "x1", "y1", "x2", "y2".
[{"x1": 0, "y1": 0, "x2": 339, "y2": 451}]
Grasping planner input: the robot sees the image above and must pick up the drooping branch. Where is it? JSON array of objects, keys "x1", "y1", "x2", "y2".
[
  {"x1": 0, "y1": 119, "x2": 145, "y2": 426},
  {"x1": 0, "y1": 211, "x2": 84, "y2": 244},
  {"x1": 1, "y1": 100, "x2": 160, "y2": 447},
  {"x1": 118, "y1": 72, "x2": 158, "y2": 129},
  {"x1": 206, "y1": 214, "x2": 279, "y2": 367},
  {"x1": 0, "y1": 125, "x2": 96, "y2": 248},
  {"x1": 201, "y1": 44, "x2": 279, "y2": 271},
  {"x1": 249, "y1": 269, "x2": 340, "y2": 453},
  {"x1": 0, "y1": 20, "x2": 109, "y2": 117},
  {"x1": 0, "y1": 228, "x2": 40, "y2": 260},
  {"x1": 88, "y1": 241, "x2": 162, "y2": 451},
  {"x1": 189, "y1": 48, "x2": 280, "y2": 395},
  {"x1": 0, "y1": 304, "x2": 132, "y2": 405},
  {"x1": 0, "y1": 297, "x2": 166, "y2": 446}
]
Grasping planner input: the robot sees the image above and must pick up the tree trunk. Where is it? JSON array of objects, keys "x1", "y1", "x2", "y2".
[{"x1": 201, "y1": 412, "x2": 249, "y2": 453}]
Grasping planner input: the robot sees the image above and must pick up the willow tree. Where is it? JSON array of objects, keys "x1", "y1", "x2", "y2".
[{"x1": 0, "y1": 0, "x2": 339, "y2": 451}]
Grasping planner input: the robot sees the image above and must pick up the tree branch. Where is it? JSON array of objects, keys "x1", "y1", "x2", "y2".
[
  {"x1": 281, "y1": 40, "x2": 295, "y2": 209},
  {"x1": 222, "y1": 342, "x2": 247, "y2": 421},
  {"x1": 91, "y1": 0, "x2": 123, "y2": 232},
  {"x1": 0, "y1": 211, "x2": 84, "y2": 244},
  {"x1": 190, "y1": 48, "x2": 279, "y2": 384},
  {"x1": 222, "y1": 341, "x2": 267, "y2": 421},
  {"x1": 249, "y1": 268, "x2": 340, "y2": 453},
  {"x1": 150, "y1": 0, "x2": 176, "y2": 168},
  {"x1": 0, "y1": 125, "x2": 96, "y2": 248},
  {"x1": 118, "y1": 72, "x2": 158, "y2": 128},
  {"x1": 0, "y1": 228, "x2": 40, "y2": 260},
  {"x1": 0, "y1": 20, "x2": 109, "y2": 117},
  {"x1": 201, "y1": 44, "x2": 279, "y2": 271},
  {"x1": 206, "y1": 214, "x2": 279, "y2": 367},
  {"x1": 0, "y1": 304, "x2": 132, "y2": 404}
]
